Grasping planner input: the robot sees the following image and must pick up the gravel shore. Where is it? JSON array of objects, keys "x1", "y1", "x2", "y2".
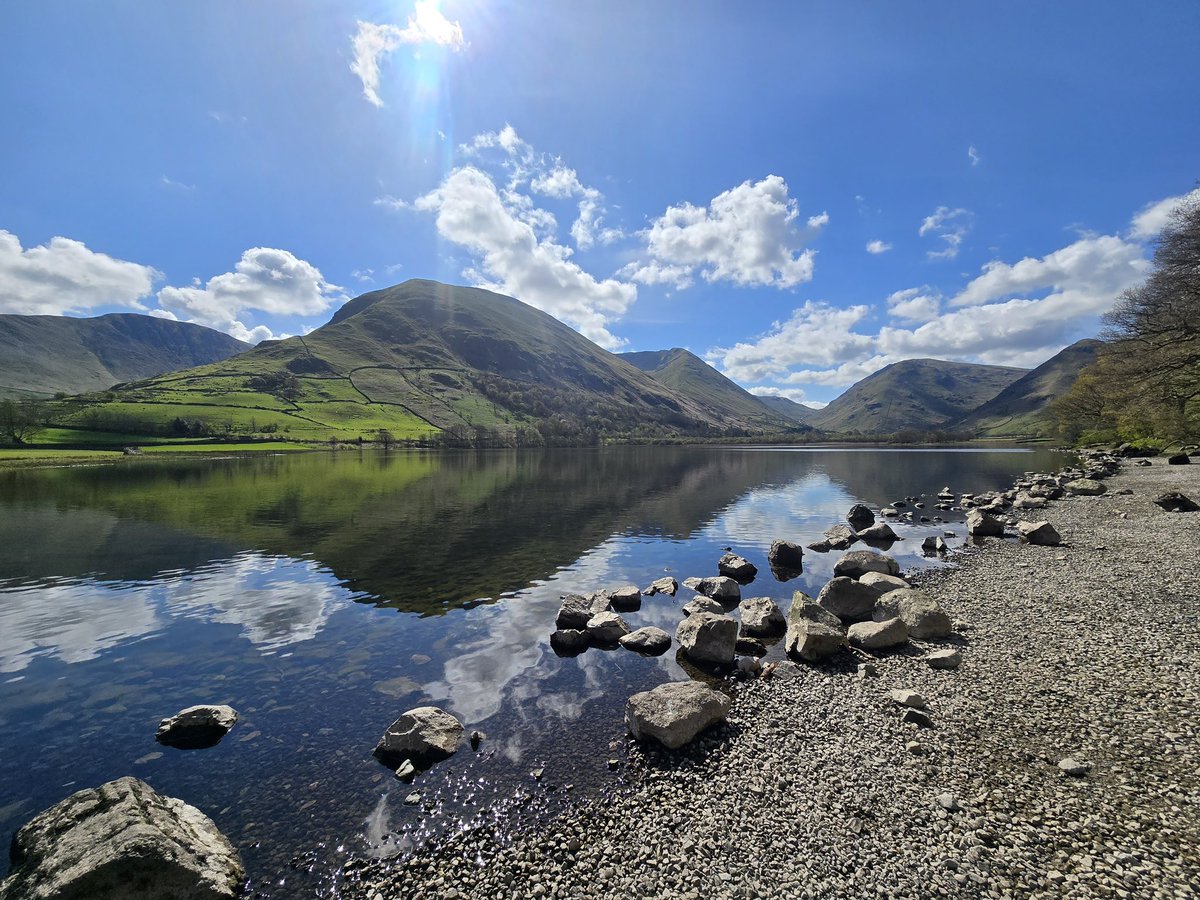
[{"x1": 340, "y1": 459, "x2": 1200, "y2": 900}]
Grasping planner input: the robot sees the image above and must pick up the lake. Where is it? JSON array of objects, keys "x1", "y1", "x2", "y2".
[{"x1": 0, "y1": 445, "x2": 1066, "y2": 895}]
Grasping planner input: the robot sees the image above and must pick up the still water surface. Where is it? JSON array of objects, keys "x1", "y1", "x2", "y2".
[{"x1": 0, "y1": 445, "x2": 1066, "y2": 894}]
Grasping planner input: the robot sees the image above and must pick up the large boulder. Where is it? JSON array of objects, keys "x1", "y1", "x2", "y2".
[
  {"x1": 966, "y1": 509, "x2": 1005, "y2": 537},
  {"x1": 586, "y1": 611, "x2": 631, "y2": 644},
  {"x1": 846, "y1": 504, "x2": 875, "y2": 529},
  {"x1": 682, "y1": 575, "x2": 741, "y2": 604},
  {"x1": 675, "y1": 612, "x2": 738, "y2": 667},
  {"x1": 738, "y1": 597, "x2": 786, "y2": 637},
  {"x1": 766, "y1": 539, "x2": 804, "y2": 571},
  {"x1": 625, "y1": 682, "x2": 731, "y2": 750},
  {"x1": 0, "y1": 777, "x2": 244, "y2": 900},
  {"x1": 1017, "y1": 520, "x2": 1062, "y2": 546},
  {"x1": 833, "y1": 550, "x2": 900, "y2": 579},
  {"x1": 1064, "y1": 478, "x2": 1107, "y2": 496},
  {"x1": 785, "y1": 595, "x2": 846, "y2": 662},
  {"x1": 374, "y1": 706, "x2": 465, "y2": 767},
  {"x1": 817, "y1": 577, "x2": 880, "y2": 621},
  {"x1": 1154, "y1": 491, "x2": 1200, "y2": 512},
  {"x1": 848, "y1": 617, "x2": 910, "y2": 650},
  {"x1": 619, "y1": 626, "x2": 672, "y2": 656},
  {"x1": 717, "y1": 553, "x2": 758, "y2": 583},
  {"x1": 872, "y1": 589, "x2": 952, "y2": 640},
  {"x1": 155, "y1": 705, "x2": 238, "y2": 750}
]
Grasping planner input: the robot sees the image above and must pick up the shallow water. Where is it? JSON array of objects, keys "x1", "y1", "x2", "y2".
[{"x1": 0, "y1": 445, "x2": 1065, "y2": 894}]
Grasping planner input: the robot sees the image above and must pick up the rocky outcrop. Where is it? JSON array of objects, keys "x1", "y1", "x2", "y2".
[
  {"x1": 738, "y1": 597, "x2": 786, "y2": 637},
  {"x1": 624, "y1": 682, "x2": 731, "y2": 749},
  {"x1": 847, "y1": 617, "x2": 909, "y2": 650},
  {"x1": 0, "y1": 777, "x2": 243, "y2": 900},
  {"x1": 1017, "y1": 520, "x2": 1062, "y2": 546},
  {"x1": 155, "y1": 705, "x2": 238, "y2": 750},
  {"x1": 872, "y1": 589, "x2": 952, "y2": 640},
  {"x1": 717, "y1": 553, "x2": 757, "y2": 583},
  {"x1": 817, "y1": 577, "x2": 880, "y2": 621},
  {"x1": 675, "y1": 612, "x2": 738, "y2": 666},
  {"x1": 966, "y1": 509, "x2": 1005, "y2": 537},
  {"x1": 619, "y1": 627, "x2": 672, "y2": 655},
  {"x1": 832, "y1": 550, "x2": 900, "y2": 579},
  {"x1": 374, "y1": 706, "x2": 465, "y2": 767}
]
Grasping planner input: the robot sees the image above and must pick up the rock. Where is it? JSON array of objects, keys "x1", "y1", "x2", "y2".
[
  {"x1": 675, "y1": 612, "x2": 738, "y2": 666},
  {"x1": 1167, "y1": 453, "x2": 1190, "y2": 465},
  {"x1": 936, "y1": 792, "x2": 959, "y2": 811},
  {"x1": 374, "y1": 706, "x2": 465, "y2": 767},
  {"x1": 734, "y1": 636, "x2": 767, "y2": 657},
  {"x1": 644, "y1": 576, "x2": 679, "y2": 596},
  {"x1": 817, "y1": 577, "x2": 880, "y2": 622},
  {"x1": 902, "y1": 708, "x2": 934, "y2": 728},
  {"x1": 682, "y1": 596, "x2": 724, "y2": 616},
  {"x1": 555, "y1": 594, "x2": 608, "y2": 629},
  {"x1": 821, "y1": 524, "x2": 858, "y2": 550},
  {"x1": 847, "y1": 617, "x2": 909, "y2": 650},
  {"x1": 619, "y1": 627, "x2": 672, "y2": 655},
  {"x1": 846, "y1": 504, "x2": 875, "y2": 529},
  {"x1": 607, "y1": 585, "x2": 642, "y2": 612},
  {"x1": 881, "y1": 506, "x2": 899, "y2": 518},
  {"x1": 872, "y1": 588, "x2": 952, "y2": 640},
  {"x1": 550, "y1": 629, "x2": 590, "y2": 654},
  {"x1": 766, "y1": 539, "x2": 804, "y2": 571},
  {"x1": 966, "y1": 509, "x2": 1005, "y2": 537},
  {"x1": 1017, "y1": 520, "x2": 1062, "y2": 546},
  {"x1": 0, "y1": 777, "x2": 243, "y2": 900},
  {"x1": 1064, "y1": 478, "x2": 1107, "y2": 496},
  {"x1": 155, "y1": 705, "x2": 238, "y2": 750},
  {"x1": 624, "y1": 681, "x2": 731, "y2": 750},
  {"x1": 926, "y1": 648, "x2": 962, "y2": 670},
  {"x1": 888, "y1": 689, "x2": 927, "y2": 709},
  {"x1": 469, "y1": 730, "x2": 485, "y2": 749},
  {"x1": 856, "y1": 522, "x2": 900, "y2": 543},
  {"x1": 393, "y1": 760, "x2": 416, "y2": 781},
  {"x1": 686, "y1": 575, "x2": 741, "y2": 603},
  {"x1": 1012, "y1": 492, "x2": 1048, "y2": 510},
  {"x1": 859, "y1": 571, "x2": 910, "y2": 593},
  {"x1": 736, "y1": 656, "x2": 763, "y2": 676},
  {"x1": 1154, "y1": 491, "x2": 1200, "y2": 512},
  {"x1": 717, "y1": 553, "x2": 757, "y2": 583},
  {"x1": 404, "y1": 791, "x2": 421, "y2": 805},
  {"x1": 586, "y1": 611, "x2": 631, "y2": 644},
  {"x1": 1135, "y1": 458, "x2": 1153, "y2": 467},
  {"x1": 833, "y1": 550, "x2": 900, "y2": 578},
  {"x1": 1058, "y1": 757, "x2": 1092, "y2": 777},
  {"x1": 922, "y1": 535, "x2": 948, "y2": 553},
  {"x1": 805, "y1": 539, "x2": 835, "y2": 553},
  {"x1": 738, "y1": 597, "x2": 785, "y2": 636},
  {"x1": 786, "y1": 620, "x2": 845, "y2": 662}
]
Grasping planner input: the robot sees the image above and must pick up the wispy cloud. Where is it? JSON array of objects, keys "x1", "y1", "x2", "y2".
[
  {"x1": 160, "y1": 175, "x2": 195, "y2": 192},
  {"x1": 919, "y1": 206, "x2": 972, "y2": 260},
  {"x1": 351, "y1": 1, "x2": 465, "y2": 107},
  {"x1": 968, "y1": 145, "x2": 981, "y2": 167}
]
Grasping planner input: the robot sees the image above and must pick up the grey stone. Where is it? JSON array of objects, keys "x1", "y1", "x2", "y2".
[
  {"x1": 857, "y1": 522, "x2": 901, "y2": 543},
  {"x1": 619, "y1": 626, "x2": 672, "y2": 656},
  {"x1": 1058, "y1": 757, "x2": 1092, "y2": 777},
  {"x1": 817, "y1": 576, "x2": 880, "y2": 621},
  {"x1": 643, "y1": 576, "x2": 679, "y2": 596},
  {"x1": 926, "y1": 648, "x2": 962, "y2": 670},
  {"x1": 555, "y1": 594, "x2": 608, "y2": 629},
  {"x1": 821, "y1": 525, "x2": 858, "y2": 550},
  {"x1": 833, "y1": 550, "x2": 900, "y2": 578},
  {"x1": 0, "y1": 777, "x2": 243, "y2": 900},
  {"x1": 785, "y1": 619, "x2": 846, "y2": 662},
  {"x1": 685, "y1": 575, "x2": 741, "y2": 603},
  {"x1": 966, "y1": 509, "x2": 1005, "y2": 537},
  {"x1": 1017, "y1": 520, "x2": 1062, "y2": 546},
  {"x1": 888, "y1": 689, "x2": 927, "y2": 709},
  {"x1": 624, "y1": 681, "x2": 731, "y2": 750},
  {"x1": 607, "y1": 585, "x2": 642, "y2": 611},
  {"x1": 859, "y1": 571, "x2": 910, "y2": 594},
  {"x1": 766, "y1": 539, "x2": 804, "y2": 571},
  {"x1": 675, "y1": 612, "x2": 738, "y2": 666},
  {"x1": 738, "y1": 597, "x2": 786, "y2": 636},
  {"x1": 717, "y1": 553, "x2": 757, "y2": 582},
  {"x1": 549, "y1": 629, "x2": 590, "y2": 654},
  {"x1": 155, "y1": 705, "x2": 238, "y2": 750},
  {"x1": 1012, "y1": 492, "x2": 1048, "y2": 510},
  {"x1": 847, "y1": 503, "x2": 875, "y2": 529},
  {"x1": 872, "y1": 588, "x2": 953, "y2": 640},
  {"x1": 1154, "y1": 491, "x2": 1199, "y2": 512},
  {"x1": 681, "y1": 597, "x2": 724, "y2": 617},
  {"x1": 1064, "y1": 478, "x2": 1107, "y2": 496},
  {"x1": 848, "y1": 617, "x2": 909, "y2": 650},
  {"x1": 374, "y1": 706, "x2": 465, "y2": 766},
  {"x1": 586, "y1": 611, "x2": 631, "y2": 644}
]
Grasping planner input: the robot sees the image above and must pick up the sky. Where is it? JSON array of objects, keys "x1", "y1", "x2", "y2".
[{"x1": 1, "y1": 1, "x2": 1197, "y2": 407}]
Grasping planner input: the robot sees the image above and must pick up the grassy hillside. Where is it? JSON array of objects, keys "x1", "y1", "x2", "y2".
[
  {"x1": 755, "y1": 395, "x2": 821, "y2": 424},
  {"x1": 811, "y1": 358, "x2": 1028, "y2": 434},
  {"x1": 619, "y1": 348, "x2": 803, "y2": 431},
  {"x1": 53, "y1": 280, "x2": 763, "y2": 444},
  {"x1": 0, "y1": 313, "x2": 249, "y2": 399},
  {"x1": 956, "y1": 339, "x2": 1102, "y2": 438}
]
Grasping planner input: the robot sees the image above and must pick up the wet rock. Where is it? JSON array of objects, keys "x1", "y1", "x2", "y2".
[
  {"x1": 926, "y1": 648, "x2": 962, "y2": 670},
  {"x1": 818, "y1": 577, "x2": 881, "y2": 622},
  {"x1": 1064, "y1": 478, "x2": 1107, "y2": 496},
  {"x1": 846, "y1": 503, "x2": 875, "y2": 529},
  {"x1": 872, "y1": 589, "x2": 952, "y2": 640},
  {"x1": 619, "y1": 626, "x2": 672, "y2": 656},
  {"x1": 682, "y1": 596, "x2": 724, "y2": 616},
  {"x1": 717, "y1": 553, "x2": 758, "y2": 583},
  {"x1": 683, "y1": 575, "x2": 741, "y2": 603},
  {"x1": 857, "y1": 522, "x2": 901, "y2": 543},
  {"x1": 1154, "y1": 491, "x2": 1199, "y2": 512},
  {"x1": 586, "y1": 611, "x2": 632, "y2": 644},
  {"x1": 550, "y1": 629, "x2": 590, "y2": 655},
  {"x1": 833, "y1": 550, "x2": 900, "y2": 579},
  {"x1": 624, "y1": 681, "x2": 731, "y2": 750},
  {"x1": 766, "y1": 539, "x2": 804, "y2": 571},
  {"x1": 738, "y1": 597, "x2": 786, "y2": 637},
  {"x1": 821, "y1": 525, "x2": 858, "y2": 551},
  {"x1": 675, "y1": 612, "x2": 738, "y2": 667},
  {"x1": 374, "y1": 706, "x2": 465, "y2": 767},
  {"x1": 643, "y1": 576, "x2": 679, "y2": 596},
  {"x1": 607, "y1": 585, "x2": 642, "y2": 612},
  {"x1": 848, "y1": 617, "x2": 909, "y2": 650},
  {"x1": 966, "y1": 509, "x2": 1005, "y2": 537},
  {"x1": 155, "y1": 705, "x2": 238, "y2": 750},
  {"x1": 0, "y1": 776, "x2": 243, "y2": 900},
  {"x1": 1017, "y1": 520, "x2": 1062, "y2": 546}
]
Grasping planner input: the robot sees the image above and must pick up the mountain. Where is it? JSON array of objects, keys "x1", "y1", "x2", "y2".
[
  {"x1": 0, "y1": 313, "x2": 250, "y2": 399},
  {"x1": 619, "y1": 348, "x2": 804, "y2": 431},
  {"x1": 60, "y1": 280, "x2": 776, "y2": 442},
  {"x1": 956, "y1": 339, "x2": 1103, "y2": 437},
  {"x1": 810, "y1": 358, "x2": 1028, "y2": 434},
  {"x1": 755, "y1": 395, "x2": 821, "y2": 424}
]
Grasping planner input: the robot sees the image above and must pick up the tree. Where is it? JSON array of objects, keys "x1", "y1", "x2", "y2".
[
  {"x1": 378, "y1": 429, "x2": 396, "y2": 450},
  {"x1": 0, "y1": 399, "x2": 47, "y2": 444}
]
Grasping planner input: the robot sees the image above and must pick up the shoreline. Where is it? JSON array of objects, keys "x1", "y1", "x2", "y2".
[{"x1": 339, "y1": 458, "x2": 1200, "y2": 899}]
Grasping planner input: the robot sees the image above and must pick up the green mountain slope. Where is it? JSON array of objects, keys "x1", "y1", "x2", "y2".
[
  {"x1": 58, "y1": 280, "x2": 765, "y2": 442},
  {"x1": 755, "y1": 395, "x2": 821, "y2": 424},
  {"x1": 956, "y1": 339, "x2": 1102, "y2": 437},
  {"x1": 0, "y1": 313, "x2": 250, "y2": 399},
  {"x1": 619, "y1": 348, "x2": 803, "y2": 431},
  {"x1": 810, "y1": 358, "x2": 1028, "y2": 434}
]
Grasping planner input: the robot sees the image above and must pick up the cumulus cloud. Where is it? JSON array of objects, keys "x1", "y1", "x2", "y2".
[
  {"x1": 1129, "y1": 187, "x2": 1200, "y2": 240},
  {"x1": 412, "y1": 166, "x2": 636, "y2": 349},
  {"x1": 866, "y1": 239, "x2": 892, "y2": 255},
  {"x1": 747, "y1": 385, "x2": 812, "y2": 403},
  {"x1": 0, "y1": 230, "x2": 159, "y2": 315},
  {"x1": 626, "y1": 176, "x2": 822, "y2": 290},
  {"x1": 156, "y1": 248, "x2": 345, "y2": 344},
  {"x1": 919, "y1": 206, "x2": 972, "y2": 260},
  {"x1": 886, "y1": 287, "x2": 941, "y2": 323},
  {"x1": 350, "y1": 1, "x2": 465, "y2": 107}
]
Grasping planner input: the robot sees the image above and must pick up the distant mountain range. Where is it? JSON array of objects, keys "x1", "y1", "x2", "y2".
[{"x1": 0, "y1": 313, "x2": 249, "y2": 399}]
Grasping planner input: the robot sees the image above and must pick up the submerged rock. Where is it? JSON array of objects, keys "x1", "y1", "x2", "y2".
[
  {"x1": 0, "y1": 776, "x2": 243, "y2": 900},
  {"x1": 625, "y1": 681, "x2": 730, "y2": 750},
  {"x1": 155, "y1": 705, "x2": 238, "y2": 750},
  {"x1": 374, "y1": 706, "x2": 465, "y2": 767}
]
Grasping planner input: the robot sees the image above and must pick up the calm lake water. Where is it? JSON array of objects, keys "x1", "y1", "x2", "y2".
[{"x1": 0, "y1": 445, "x2": 1066, "y2": 895}]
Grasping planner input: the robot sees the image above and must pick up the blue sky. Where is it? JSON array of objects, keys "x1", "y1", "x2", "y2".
[{"x1": 1, "y1": 1, "x2": 1197, "y2": 405}]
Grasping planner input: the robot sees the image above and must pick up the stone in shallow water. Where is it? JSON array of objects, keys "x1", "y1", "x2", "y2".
[
  {"x1": 833, "y1": 550, "x2": 900, "y2": 579},
  {"x1": 675, "y1": 612, "x2": 737, "y2": 666},
  {"x1": 586, "y1": 612, "x2": 631, "y2": 644},
  {"x1": 767, "y1": 539, "x2": 805, "y2": 571},
  {"x1": 738, "y1": 597, "x2": 785, "y2": 637},
  {"x1": 619, "y1": 626, "x2": 671, "y2": 656},
  {"x1": 374, "y1": 706, "x2": 464, "y2": 767},
  {"x1": 155, "y1": 704, "x2": 238, "y2": 750},
  {"x1": 717, "y1": 553, "x2": 757, "y2": 583}
]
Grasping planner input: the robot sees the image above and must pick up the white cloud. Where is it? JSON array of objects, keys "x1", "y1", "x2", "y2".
[
  {"x1": 1129, "y1": 187, "x2": 1200, "y2": 240},
  {"x1": 156, "y1": 248, "x2": 345, "y2": 344},
  {"x1": 160, "y1": 175, "x2": 195, "y2": 191},
  {"x1": 350, "y1": 2, "x2": 465, "y2": 107},
  {"x1": 919, "y1": 206, "x2": 972, "y2": 260},
  {"x1": 866, "y1": 239, "x2": 892, "y2": 254},
  {"x1": 968, "y1": 145, "x2": 981, "y2": 167},
  {"x1": 412, "y1": 166, "x2": 636, "y2": 349},
  {"x1": 627, "y1": 176, "x2": 822, "y2": 290},
  {"x1": 0, "y1": 230, "x2": 159, "y2": 315},
  {"x1": 886, "y1": 287, "x2": 941, "y2": 323},
  {"x1": 352, "y1": 268, "x2": 375, "y2": 282},
  {"x1": 748, "y1": 385, "x2": 809, "y2": 403}
]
